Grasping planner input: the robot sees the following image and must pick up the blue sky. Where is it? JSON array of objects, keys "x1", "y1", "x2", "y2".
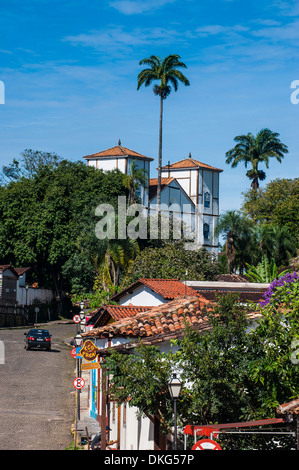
[{"x1": 0, "y1": 0, "x2": 298, "y2": 212}]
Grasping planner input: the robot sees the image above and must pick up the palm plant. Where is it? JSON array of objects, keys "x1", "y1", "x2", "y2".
[
  {"x1": 257, "y1": 224, "x2": 297, "y2": 268},
  {"x1": 123, "y1": 160, "x2": 148, "y2": 206},
  {"x1": 245, "y1": 255, "x2": 290, "y2": 283},
  {"x1": 215, "y1": 211, "x2": 253, "y2": 274},
  {"x1": 225, "y1": 128, "x2": 288, "y2": 190},
  {"x1": 137, "y1": 54, "x2": 190, "y2": 213}
]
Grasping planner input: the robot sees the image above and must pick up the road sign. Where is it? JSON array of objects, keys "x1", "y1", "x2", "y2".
[
  {"x1": 76, "y1": 347, "x2": 83, "y2": 358},
  {"x1": 79, "y1": 339, "x2": 100, "y2": 361},
  {"x1": 81, "y1": 362, "x2": 101, "y2": 370},
  {"x1": 73, "y1": 314, "x2": 81, "y2": 323},
  {"x1": 73, "y1": 377, "x2": 85, "y2": 390},
  {"x1": 192, "y1": 439, "x2": 222, "y2": 450},
  {"x1": 70, "y1": 348, "x2": 76, "y2": 358}
]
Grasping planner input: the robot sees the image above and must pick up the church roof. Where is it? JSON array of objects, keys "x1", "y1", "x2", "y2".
[
  {"x1": 148, "y1": 177, "x2": 175, "y2": 200},
  {"x1": 82, "y1": 143, "x2": 154, "y2": 161},
  {"x1": 161, "y1": 155, "x2": 223, "y2": 172}
]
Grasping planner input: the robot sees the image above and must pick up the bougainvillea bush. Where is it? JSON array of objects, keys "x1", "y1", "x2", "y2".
[{"x1": 259, "y1": 271, "x2": 299, "y2": 308}]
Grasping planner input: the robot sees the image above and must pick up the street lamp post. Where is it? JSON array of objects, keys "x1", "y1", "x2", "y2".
[{"x1": 168, "y1": 373, "x2": 182, "y2": 450}]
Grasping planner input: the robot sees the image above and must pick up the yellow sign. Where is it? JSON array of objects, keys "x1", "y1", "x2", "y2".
[
  {"x1": 82, "y1": 362, "x2": 101, "y2": 370},
  {"x1": 79, "y1": 340, "x2": 101, "y2": 361}
]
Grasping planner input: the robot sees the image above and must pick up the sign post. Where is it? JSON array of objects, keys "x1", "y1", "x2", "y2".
[
  {"x1": 34, "y1": 307, "x2": 39, "y2": 325},
  {"x1": 192, "y1": 439, "x2": 222, "y2": 450},
  {"x1": 73, "y1": 377, "x2": 85, "y2": 390}
]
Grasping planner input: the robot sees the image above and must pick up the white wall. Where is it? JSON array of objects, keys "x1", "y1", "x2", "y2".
[
  {"x1": 117, "y1": 285, "x2": 165, "y2": 306},
  {"x1": 17, "y1": 286, "x2": 55, "y2": 305}
]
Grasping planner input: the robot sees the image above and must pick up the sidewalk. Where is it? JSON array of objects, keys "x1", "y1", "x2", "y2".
[{"x1": 72, "y1": 366, "x2": 101, "y2": 448}]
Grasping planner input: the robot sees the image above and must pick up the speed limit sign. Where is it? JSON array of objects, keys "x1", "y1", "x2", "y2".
[
  {"x1": 73, "y1": 377, "x2": 85, "y2": 390},
  {"x1": 192, "y1": 439, "x2": 222, "y2": 450}
]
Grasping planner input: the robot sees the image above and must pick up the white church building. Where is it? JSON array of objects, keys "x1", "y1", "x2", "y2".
[{"x1": 82, "y1": 142, "x2": 222, "y2": 254}]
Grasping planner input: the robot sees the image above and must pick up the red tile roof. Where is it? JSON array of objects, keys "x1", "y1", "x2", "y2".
[
  {"x1": 82, "y1": 144, "x2": 154, "y2": 161},
  {"x1": 0, "y1": 265, "x2": 19, "y2": 277},
  {"x1": 161, "y1": 157, "x2": 223, "y2": 172},
  {"x1": 83, "y1": 296, "x2": 210, "y2": 341},
  {"x1": 83, "y1": 295, "x2": 261, "y2": 345},
  {"x1": 14, "y1": 267, "x2": 31, "y2": 276},
  {"x1": 149, "y1": 177, "x2": 175, "y2": 201},
  {"x1": 111, "y1": 278, "x2": 205, "y2": 302},
  {"x1": 92, "y1": 304, "x2": 155, "y2": 328}
]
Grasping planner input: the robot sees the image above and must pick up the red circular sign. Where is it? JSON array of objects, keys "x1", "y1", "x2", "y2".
[
  {"x1": 73, "y1": 377, "x2": 85, "y2": 390},
  {"x1": 70, "y1": 348, "x2": 76, "y2": 358},
  {"x1": 192, "y1": 439, "x2": 222, "y2": 450},
  {"x1": 73, "y1": 314, "x2": 81, "y2": 324}
]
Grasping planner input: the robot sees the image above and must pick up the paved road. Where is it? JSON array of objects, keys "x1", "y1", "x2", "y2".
[{"x1": 0, "y1": 322, "x2": 77, "y2": 450}]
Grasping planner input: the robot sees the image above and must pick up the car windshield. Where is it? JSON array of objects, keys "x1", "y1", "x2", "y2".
[{"x1": 28, "y1": 329, "x2": 50, "y2": 337}]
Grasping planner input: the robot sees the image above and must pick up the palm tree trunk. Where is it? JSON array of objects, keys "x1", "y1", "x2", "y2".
[{"x1": 157, "y1": 95, "x2": 163, "y2": 216}]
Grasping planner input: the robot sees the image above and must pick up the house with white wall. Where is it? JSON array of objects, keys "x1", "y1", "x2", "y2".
[
  {"x1": 82, "y1": 294, "x2": 261, "y2": 450},
  {"x1": 110, "y1": 277, "x2": 200, "y2": 306}
]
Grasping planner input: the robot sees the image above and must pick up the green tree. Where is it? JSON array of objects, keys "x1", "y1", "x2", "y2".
[
  {"x1": 137, "y1": 54, "x2": 190, "y2": 213},
  {"x1": 257, "y1": 225, "x2": 297, "y2": 268},
  {"x1": 245, "y1": 255, "x2": 290, "y2": 283},
  {"x1": 120, "y1": 241, "x2": 219, "y2": 287},
  {"x1": 225, "y1": 129, "x2": 288, "y2": 190},
  {"x1": 241, "y1": 178, "x2": 299, "y2": 240},
  {"x1": 247, "y1": 273, "x2": 299, "y2": 417},
  {"x1": 106, "y1": 342, "x2": 178, "y2": 433},
  {"x1": 122, "y1": 160, "x2": 148, "y2": 205},
  {"x1": 0, "y1": 158, "x2": 126, "y2": 300},
  {"x1": 215, "y1": 211, "x2": 254, "y2": 274},
  {"x1": 105, "y1": 284, "x2": 299, "y2": 449},
  {"x1": 1, "y1": 148, "x2": 62, "y2": 183}
]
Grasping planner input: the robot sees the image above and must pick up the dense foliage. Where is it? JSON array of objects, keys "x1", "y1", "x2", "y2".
[
  {"x1": 120, "y1": 241, "x2": 219, "y2": 287},
  {"x1": 106, "y1": 279, "x2": 299, "y2": 449},
  {"x1": 0, "y1": 158, "x2": 126, "y2": 297},
  {"x1": 241, "y1": 178, "x2": 299, "y2": 240}
]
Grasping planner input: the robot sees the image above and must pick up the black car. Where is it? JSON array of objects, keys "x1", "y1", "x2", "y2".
[{"x1": 24, "y1": 329, "x2": 52, "y2": 351}]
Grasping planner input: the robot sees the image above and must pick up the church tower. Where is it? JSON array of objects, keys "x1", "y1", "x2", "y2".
[
  {"x1": 161, "y1": 153, "x2": 223, "y2": 254},
  {"x1": 82, "y1": 141, "x2": 153, "y2": 207}
]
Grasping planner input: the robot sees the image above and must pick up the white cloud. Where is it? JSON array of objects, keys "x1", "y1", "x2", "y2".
[
  {"x1": 64, "y1": 25, "x2": 185, "y2": 52},
  {"x1": 195, "y1": 24, "x2": 249, "y2": 37},
  {"x1": 252, "y1": 19, "x2": 299, "y2": 42},
  {"x1": 109, "y1": 0, "x2": 176, "y2": 15}
]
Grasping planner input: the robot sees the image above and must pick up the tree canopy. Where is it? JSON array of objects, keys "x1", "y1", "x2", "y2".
[
  {"x1": 0, "y1": 158, "x2": 126, "y2": 297},
  {"x1": 241, "y1": 178, "x2": 299, "y2": 241},
  {"x1": 225, "y1": 129, "x2": 288, "y2": 190}
]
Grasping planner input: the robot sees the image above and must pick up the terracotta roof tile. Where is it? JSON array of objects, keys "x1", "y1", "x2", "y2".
[
  {"x1": 149, "y1": 178, "x2": 175, "y2": 201},
  {"x1": 83, "y1": 294, "x2": 261, "y2": 345},
  {"x1": 111, "y1": 278, "x2": 205, "y2": 303},
  {"x1": 92, "y1": 304, "x2": 154, "y2": 328},
  {"x1": 161, "y1": 157, "x2": 223, "y2": 172},
  {"x1": 83, "y1": 296, "x2": 214, "y2": 341},
  {"x1": 82, "y1": 144, "x2": 153, "y2": 161}
]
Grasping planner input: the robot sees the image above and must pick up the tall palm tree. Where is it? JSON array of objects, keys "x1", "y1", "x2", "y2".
[
  {"x1": 225, "y1": 128, "x2": 288, "y2": 190},
  {"x1": 137, "y1": 54, "x2": 190, "y2": 213}
]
